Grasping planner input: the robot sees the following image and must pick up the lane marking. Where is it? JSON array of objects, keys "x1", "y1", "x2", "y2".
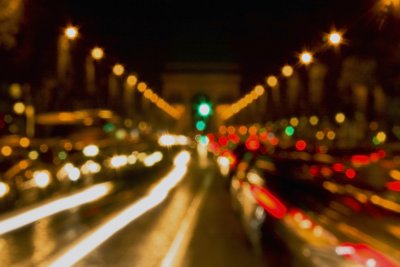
[
  {"x1": 161, "y1": 172, "x2": 212, "y2": 267},
  {"x1": 43, "y1": 151, "x2": 190, "y2": 267}
]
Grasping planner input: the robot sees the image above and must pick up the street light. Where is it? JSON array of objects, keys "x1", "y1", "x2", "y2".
[
  {"x1": 335, "y1": 112, "x2": 346, "y2": 124},
  {"x1": 126, "y1": 75, "x2": 138, "y2": 87},
  {"x1": 266, "y1": 75, "x2": 278, "y2": 87},
  {"x1": 124, "y1": 74, "x2": 138, "y2": 117},
  {"x1": 112, "y1": 64, "x2": 124, "y2": 76},
  {"x1": 87, "y1": 47, "x2": 104, "y2": 95},
  {"x1": 91, "y1": 47, "x2": 104, "y2": 60},
  {"x1": 137, "y1": 82, "x2": 147, "y2": 92},
  {"x1": 281, "y1": 65, "x2": 293, "y2": 77},
  {"x1": 58, "y1": 25, "x2": 79, "y2": 89},
  {"x1": 13, "y1": 102, "x2": 25, "y2": 114},
  {"x1": 64, "y1": 26, "x2": 78, "y2": 40},
  {"x1": 299, "y1": 51, "x2": 313, "y2": 65},
  {"x1": 254, "y1": 85, "x2": 265, "y2": 96},
  {"x1": 328, "y1": 32, "x2": 342, "y2": 46}
]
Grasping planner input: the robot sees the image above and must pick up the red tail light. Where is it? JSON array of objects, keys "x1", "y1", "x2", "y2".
[
  {"x1": 333, "y1": 163, "x2": 344, "y2": 172},
  {"x1": 207, "y1": 133, "x2": 215, "y2": 143},
  {"x1": 309, "y1": 165, "x2": 319, "y2": 177},
  {"x1": 270, "y1": 137, "x2": 279, "y2": 146},
  {"x1": 245, "y1": 136, "x2": 260, "y2": 151},
  {"x1": 351, "y1": 155, "x2": 370, "y2": 165},
  {"x1": 218, "y1": 136, "x2": 229, "y2": 147},
  {"x1": 228, "y1": 133, "x2": 240, "y2": 144},
  {"x1": 259, "y1": 132, "x2": 268, "y2": 142},
  {"x1": 377, "y1": 149, "x2": 386, "y2": 159},
  {"x1": 345, "y1": 168, "x2": 356, "y2": 179},
  {"x1": 250, "y1": 185, "x2": 287, "y2": 219},
  {"x1": 387, "y1": 181, "x2": 400, "y2": 192},
  {"x1": 221, "y1": 150, "x2": 237, "y2": 169},
  {"x1": 295, "y1": 140, "x2": 307, "y2": 151}
]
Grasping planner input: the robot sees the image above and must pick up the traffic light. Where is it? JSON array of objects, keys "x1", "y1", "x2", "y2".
[
  {"x1": 197, "y1": 102, "x2": 212, "y2": 117},
  {"x1": 192, "y1": 94, "x2": 213, "y2": 132},
  {"x1": 195, "y1": 120, "x2": 207, "y2": 131}
]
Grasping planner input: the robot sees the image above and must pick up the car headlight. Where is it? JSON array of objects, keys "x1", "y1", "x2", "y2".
[
  {"x1": 0, "y1": 182, "x2": 10, "y2": 197},
  {"x1": 33, "y1": 170, "x2": 51, "y2": 188}
]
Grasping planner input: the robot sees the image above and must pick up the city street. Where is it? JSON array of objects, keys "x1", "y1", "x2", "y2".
[
  {"x1": 0, "y1": 150, "x2": 289, "y2": 267},
  {"x1": 1, "y1": 1, "x2": 400, "y2": 266}
]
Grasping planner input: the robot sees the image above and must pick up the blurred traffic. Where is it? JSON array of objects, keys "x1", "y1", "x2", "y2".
[
  {"x1": 211, "y1": 119, "x2": 400, "y2": 266},
  {"x1": 2, "y1": 1, "x2": 400, "y2": 266}
]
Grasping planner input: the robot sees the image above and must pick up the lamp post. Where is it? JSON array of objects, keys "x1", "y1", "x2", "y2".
[
  {"x1": 136, "y1": 82, "x2": 148, "y2": 120},
  {"x1": 328, "y1": 32, "x2": 342, "y2": 46},
  {"x1": 57, "y1": 25, "x2": 78, "y2": 99},
  {"x1": 85, "y1": 47, "x2": 104, "y2": 108},
  {"x1": 86, "y1": 47, "x2": 104, "y2": 93},
  {"x1": 266, "y1": 75, "x2": 280, "y2": 119},
  {"x1": 108, "y1": 63, "x2": 124, "y2": 110},
  {"x1": 299, "y1": 51, "x2": 313, "y2": 65},
  {"x1": 124, "y1": 74, "x2": 138, "y2": 118},
  {"x1": 281, "y1": 65, "x2": 293, "y2": 78},
  {"x1": 253, "y1": 85, "x2": 266, "y2": 122}
]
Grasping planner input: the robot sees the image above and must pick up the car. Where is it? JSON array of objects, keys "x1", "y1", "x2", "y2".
[
  {"x1": 229, "y1": 151, "x2": 400, "y2": 266},
  {"x1": 218, "y1": 141, "x2": 269, "y2": 188}
]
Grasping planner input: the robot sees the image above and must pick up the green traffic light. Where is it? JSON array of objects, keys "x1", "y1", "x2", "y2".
[
  {"x1": 197, "y1": 103, "x2": 212, "y2": 117},
  {"x1": 285, "y1": 126, "x2": 295, "y2": 136},
  {"x1": 195, "y1": 120, "x2": 206, "y2": 131},
  {"x1": 199, "y1": 135, "x2": 209, "y2": 145}
]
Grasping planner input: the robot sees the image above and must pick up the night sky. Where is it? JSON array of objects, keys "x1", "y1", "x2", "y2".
[{"x1": 18, "y1": 0, "x2": 386, "y2": 91}]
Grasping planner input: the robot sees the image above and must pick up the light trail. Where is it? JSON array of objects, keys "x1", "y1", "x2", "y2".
[
  {"x1": 45, "y1": 151, "x2": 191, "y2": 267},
  {"x1": 0, "y1": 182, "x2": 113, "y2": 235},
  {"x1": 161, "y1": 173, "x2": 212, "y2": 267}
]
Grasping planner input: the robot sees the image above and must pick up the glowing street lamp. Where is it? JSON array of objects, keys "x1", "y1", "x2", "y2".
[
  {"x1": 13, "y1": 102, "x2": 25, "y2": 114},
  {"x1": 124, "y1": 74, "x2": 138, "y2": 117},
  {"x1": 64, "y1": 26, "x2": 78, "y2": 40},
  {"x1": 58, "y1": 25, "x2": 78, "y2": 85},
  {"x1": 91, "y1": 47, "x2": 104, "y2": 60},
  {"x1": 300, "y1": 51, "x2": 313, "y2": 65},
  {"x1": 87, "y1": 47, "x2": 104, "y2": 95},
  {"x1": 281, "y1": 65, "x2": 293, "y2": 77},
  {"x1": 335, "y1": 112, "x2": 346, "y2": 124},
  {"x1": 112, "y1": 64, "x2": 124, "y2": 76},
  {"x1": 328, "y1": 32, "x2": 342, "y2": 46},
  {"x1": 137, "y1": 82, "x2": 147, "y2": 92},
  {"x1": 266, "y1": 75, "x2": 278, "y2": 87},
  {"x1": 254, "y1": 85, "x2": 265, "y2": 96},
  {"x1": 126, "y1": 75, "x2": 138, "y2": 87},
  {"x1": 266, "y1": 75, "x2": 280, "y2": 107}
]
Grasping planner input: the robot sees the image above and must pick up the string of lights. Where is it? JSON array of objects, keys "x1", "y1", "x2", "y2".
[
  {"x1": 221, "y1": 0, "x2": 394, "y2": 121},
  {"x1": 62, "y1": 25, "x2": 181, "y2": 120}
]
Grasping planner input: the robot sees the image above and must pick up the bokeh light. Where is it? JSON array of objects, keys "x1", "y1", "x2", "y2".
[
  {"x1": 64, "y1": 26, "x2": 78, "y2": 40},
  {"x1": 281, "y1": 65, "x2": 293, "y2": 77},
  {"x1": 266, "y1": 75, "x2": 278, "y2": 87},
  {"x1": 91, "y1": 47, "x2": 104, "y2": 60},
  {"x1": 112, "y1": 64, "x2": 125, "y2": 76},
  {"x1": 127, "y1": 75, "x2": 138, "y2": 87},
  {"x1": 13, "y1": 102, "x2": 25, "y2": 114},
  {"x1": 328, "y1": 32, "x2": 342, "y2": 45},
  {"x1": 300, "y1": 51, "x2": 313, "y2": 65}
]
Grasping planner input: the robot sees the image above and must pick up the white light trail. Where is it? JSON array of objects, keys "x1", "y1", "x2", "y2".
[
  {"x1": 46, "y1": 151, "x2": 191, "y2": 267},
  {"x1": 0, "y1": 182, "x2": 113, "y2": 235},
  {"x1": 161, "y1": 173, "x2": 212, "y2": 267}
]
